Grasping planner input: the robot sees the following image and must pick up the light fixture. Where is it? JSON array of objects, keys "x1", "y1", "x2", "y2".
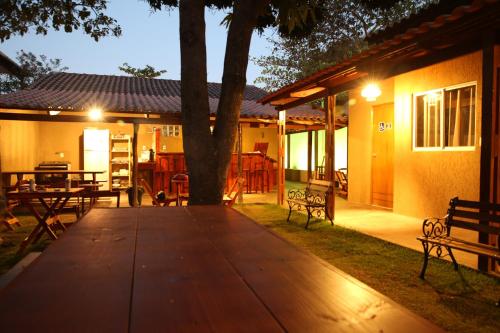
[
  {"x1": 88, "y1": 107, "x2": 103, "y2": 121},
  {"x1": 48, "y1": 110, "x2": 61, "y2": 116},
  {"x1": 361, "y1": 83, "x2": 381, "y2": 102}
]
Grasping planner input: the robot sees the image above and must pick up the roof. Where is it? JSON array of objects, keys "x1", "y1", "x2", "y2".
[
  {"x1": 366, "y1": 0, "x2": 473, "y2": 44},
  {"x1": 260, "y1": 0, "x2": 500, "y2": 109},
  {"x1": 0, "y1": 51, "x2": 21, "y2": 76},
  {"x1": 0, "y1": 72, "x2": 323, "y2": 122}
]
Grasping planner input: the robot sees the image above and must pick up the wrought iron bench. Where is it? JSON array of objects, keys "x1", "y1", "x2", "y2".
[
  {"x1": 287, "y1": 179, "x2": 334, "y2": 229},
  {"x1": 417, "y1": 197, "x2": 500, "y2": 279}
]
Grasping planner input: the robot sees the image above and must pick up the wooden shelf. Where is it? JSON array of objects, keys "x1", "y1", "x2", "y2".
[{"x1": 110, "y1": 135, "x2": 132, "y2": 190}]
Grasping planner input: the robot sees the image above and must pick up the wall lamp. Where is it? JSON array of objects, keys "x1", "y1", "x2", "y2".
[
  {"x1": 88, "y1": 107, "x2": 103, "y2": 121},
  {"x1": 361, "y1": 83, "x2": 381, "y2": 102}
]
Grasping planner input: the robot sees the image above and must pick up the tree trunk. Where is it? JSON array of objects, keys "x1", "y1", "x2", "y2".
[{"x1": 179, "y1": 0, "x2": 268, "y2": 205}]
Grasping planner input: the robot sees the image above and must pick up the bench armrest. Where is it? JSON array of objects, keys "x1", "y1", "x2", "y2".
[
  {"x1": 288, "y1": 188, "x2": 306, "y2": 200},
  {"x1": 422, "y1": 216, "x2": 448, "y2": 238}
]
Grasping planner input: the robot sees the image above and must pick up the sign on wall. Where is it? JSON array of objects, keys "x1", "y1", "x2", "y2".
[{"x1": 378, "y1": 122, "x2": 393, "y2": 132}]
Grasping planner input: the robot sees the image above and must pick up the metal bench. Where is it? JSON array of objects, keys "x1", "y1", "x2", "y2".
[
  {"x1": 417, "y1": 197, "x2": 500, "y2": 279},
  {"x1": 286, "y1": 179, "x2": 334, "y2": 229}
]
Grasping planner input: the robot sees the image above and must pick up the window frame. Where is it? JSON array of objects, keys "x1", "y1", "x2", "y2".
[{"x1": 412, "y1": 81, "x2": 477, "y2": 152}]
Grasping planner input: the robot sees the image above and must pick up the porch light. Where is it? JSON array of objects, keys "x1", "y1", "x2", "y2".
[
  {"x1": 88, "y1": 107, "x2": 103, "y2": 121},
  {"x1": 48, "y1": 110, "x2": 60, "y2": 116},
  {"x1": 361, "y1": 83, "x2": 381, "y2": 102}
]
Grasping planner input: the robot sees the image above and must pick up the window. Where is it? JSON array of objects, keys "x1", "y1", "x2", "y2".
[
  {"x1": 161, "y1": 125, "x2": 181, "y2": 137},
  {"x1": 413, "y1": 83, "x2": 475, "y2": 150}
]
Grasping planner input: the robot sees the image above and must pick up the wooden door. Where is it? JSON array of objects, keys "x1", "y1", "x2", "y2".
[{"x1": 371, "y1": 103, "x2": 394, "y2": 208}]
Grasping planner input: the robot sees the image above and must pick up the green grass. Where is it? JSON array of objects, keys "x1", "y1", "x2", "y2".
[
  {"x1": 0, "y1": 212, "x2": 76, "y2": 275},
  {"x1": 235, "y1": 203, "x2": 500, "y2": 333}
]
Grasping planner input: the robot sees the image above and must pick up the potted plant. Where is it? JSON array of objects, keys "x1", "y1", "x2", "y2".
[{"x1": 126, "y1": 186, "x2": 144, "y2": 207}]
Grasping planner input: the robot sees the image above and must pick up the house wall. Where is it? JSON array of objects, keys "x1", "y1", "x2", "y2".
[
  {"x1": 0, "y1": 120, "x2": 39, "y2": 174},
  {"x1": 348, "y1": 51, "x2": 483, "y2": 218},
  {"x1": 1, "y1": 121, "x2": 278, "y2": 177},
  {"x1": 242, "y1": 127, "x2": 278, "y2": 160},
  {"x1": 348, "y1": 78, "x2": 394, "y2": 205},
  {"x1": 393, "y1": 51, "x2": 482, "y2": 217},
  {"x1": 37, "y1": 122, "x2": 134, "y2": 169}
]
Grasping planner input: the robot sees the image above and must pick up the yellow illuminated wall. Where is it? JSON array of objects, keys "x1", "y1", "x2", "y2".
[{"x1": 348, "y1": 50, "x2": 486, "y2": 218}]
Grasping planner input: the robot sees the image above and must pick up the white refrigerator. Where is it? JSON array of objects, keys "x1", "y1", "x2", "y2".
[{"x1": 83, "y1": 129, "x2": 110, "y2": 190}]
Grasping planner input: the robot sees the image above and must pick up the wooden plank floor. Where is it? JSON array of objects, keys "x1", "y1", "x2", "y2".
[{"x1": 0, "y1": 207, "x2": 443, "y2": 332}]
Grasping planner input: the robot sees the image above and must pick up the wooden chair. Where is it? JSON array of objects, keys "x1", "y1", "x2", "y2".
[
  {"x1": 140, "y1": 178, "x2": 176, "y2": 207},
  {"x1": 2, "y1": 199, "x2": 21, "y2": 231},
  {"x1": 254, "y1": 142, "x2": 269, "y2": 155},
  {"x1": 223, "y1": 177, "x2": 245, "y2": 207},
  {"x1": 335, "y1": 168, "x2": 348, "y2": 198}
]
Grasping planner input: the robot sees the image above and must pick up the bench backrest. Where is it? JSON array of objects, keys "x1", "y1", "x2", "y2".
[
  {"x1": 306, "y1": 179, "x2": 334, "y2": 199},
  {"x1": 447, "y1": 197, "x2": 500, "y2": 237}
]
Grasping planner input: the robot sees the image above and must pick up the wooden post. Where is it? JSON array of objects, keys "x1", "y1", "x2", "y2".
[
  {"x1": 277, "y1": 110, "x2": 286, "y2": 205},
  {"x1": 307, "y1": 131, "x2": 313, "y2": 180},
  {"x1": 237, "y1": 123, "x2": 243, "y2": 203},
  {"x1": 479, "y1": 33, "x2": 495, "y2": 271},
  {"x1": 133, "y1": 123, "x2": 139, "y2": 207},
  {"x1": 325, "y1": 95, "x2": 336, "y2": 220},
  {"x1": 314, "y1": 130, "x2": 318, "y2": 175}
]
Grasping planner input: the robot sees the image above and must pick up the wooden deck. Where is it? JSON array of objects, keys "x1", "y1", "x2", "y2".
[{"x1": 0, "y1": 207, "x2": 443, "y2": 332}]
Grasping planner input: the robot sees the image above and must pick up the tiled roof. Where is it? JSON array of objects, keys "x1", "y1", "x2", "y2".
[
  {"x1": 366, "y1": 0, "x2": 472, "y2": 44},
  {"x1": 0, "y1": 72, "x2": 323, "y2": 121},
  {"x1": 0, "y1": 51, "x2": 21, "y2": 76}
]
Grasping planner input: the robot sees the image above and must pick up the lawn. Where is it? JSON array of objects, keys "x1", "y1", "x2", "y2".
[
  {"x1": 235, "y1": 203, "x2": 500, "y2": 333},
  {"x1": 0, "y1": 212, "x2": 75, "y2": 275}
]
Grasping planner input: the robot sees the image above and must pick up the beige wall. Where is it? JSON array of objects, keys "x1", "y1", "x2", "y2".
[
  {"x1": 348, "y1": 51, "x2": 484, "y2": 218},
  {"x1": 242, "y1": 126, "x2": 278, "y2": 160},
  {"x1": 37, "y1": 122, "x2": 134, "y2": 169},
  {"x1": 348, "y1": 78, "x2": 394, "y2": 205},
  {"x1": 393, "y1": 51, "x2": 482, "y2": 217},
  {"x1": 1, "y1": 122, "x2": 277, "y2": 178},
  {"x1": 0, "y1": 120, "x2": 40, "y2": 173}
]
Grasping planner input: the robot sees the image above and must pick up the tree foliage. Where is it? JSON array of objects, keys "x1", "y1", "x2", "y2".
[
  {"x1": 0, "y1": 50, "x2": 68, "y2": 94},
  {"x1": 254, "y1": 0, "x2": 433, "y2": 91},
  {"x1": 118, "y1": 63, "x2": 167, "y2": 79},
  {"x1": 0, "y1": 0, "x2": 121, "y2": 42}
]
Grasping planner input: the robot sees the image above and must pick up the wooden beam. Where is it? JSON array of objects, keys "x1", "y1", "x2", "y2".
[
  {"x1": 132, "y1": 124, "x2": 139, "y2": 207},
  {"x1": 277, "y1": 111, "x2": 286, "y2": 205},
  {"x1": 0, "y1": 112, "x2": 176, "y2": 124},
  {"x1": 276, "y1": 89, "x2": 329, "y2": 111},
  {"x1": 325, "y1": 95, "x2": 336, "y2": 221},
  {"x1": 307, "y1": 131, "x2": 313, "y2": 181},
  {"x1": 237, "y1": 124, "x2": 243, "y2": 203},
  {"x1": 277, "y1": 79, "x2": 363, "y2": 111},
  {"x1": 314, "y1": 130, "x2": 319, "y2": 176},
  {"x1": 479, "y1": 33, "x2": 495, "y2": 271},
  {"x1": 287, "y1": 134, "x2": 291, "y2": 169},
  {"x1": 290, "y1": 87, "x2": 326, "y2": 98}
]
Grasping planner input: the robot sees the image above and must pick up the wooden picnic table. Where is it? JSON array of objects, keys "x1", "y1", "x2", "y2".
[
  {"x1": 2, "y1": 170, "x2": 105, "y2": 188},
  {"x1": 0, "y1": 207, "x2": 443, "y2": 332},
  {"x1": 6, "y1": 188, "x2": 84, "y2": 253}
]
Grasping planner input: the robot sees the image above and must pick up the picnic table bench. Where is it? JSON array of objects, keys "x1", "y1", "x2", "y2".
[
  {"x1": 287, "y1": 179, "x2": 334, "y2": 229},
  {"x1": 417, "y1": 197, "x2": 500, "y2": 279}
]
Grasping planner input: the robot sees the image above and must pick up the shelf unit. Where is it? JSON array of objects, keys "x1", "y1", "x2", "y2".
[{"x1": 110, "y1": 135, "x2": 132, "y2": 191}]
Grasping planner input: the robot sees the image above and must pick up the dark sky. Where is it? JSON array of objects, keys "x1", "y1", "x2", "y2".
[{"x1": 1, "y1": 1, "x2": 274, "y2": 86}]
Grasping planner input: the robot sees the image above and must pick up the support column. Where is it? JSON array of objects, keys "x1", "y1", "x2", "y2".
[
  {"x1": 237, "y1": 123, "x2": 243, "y2": 203},
  {"x1": 325, "y1": 95, "x2": 336, "y2": 220},
  {"x1": 132, "y1": 123, "x2": 139, "y2": 207},
  {"x1": 277, "y1": 110, "x2": 286, "y2": 205},
  {"x1": 307, "y1": 131, "x2": 313, "y2": 180},
  {"x1": 479, "y1": 35, "x2": 495, "y2": 271}
]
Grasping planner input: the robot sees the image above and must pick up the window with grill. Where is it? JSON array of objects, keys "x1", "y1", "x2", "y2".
[{"x1": 413, "y1": 83, "x2": 475, "y2": 150}]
